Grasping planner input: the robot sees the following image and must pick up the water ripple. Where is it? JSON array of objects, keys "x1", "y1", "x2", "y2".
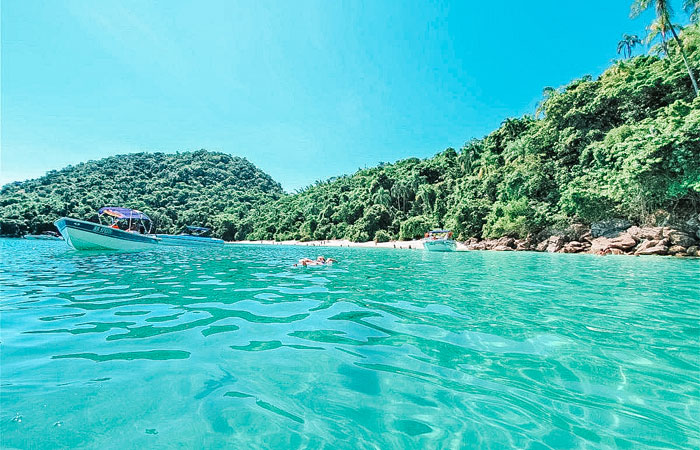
[{"x1": 1, "y1": 239, "x2": 698, "y2": 449}]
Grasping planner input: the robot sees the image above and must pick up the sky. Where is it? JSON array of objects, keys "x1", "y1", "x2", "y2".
[{"x1": 0, "y1": 0, "x2": 683, "y2": 191}]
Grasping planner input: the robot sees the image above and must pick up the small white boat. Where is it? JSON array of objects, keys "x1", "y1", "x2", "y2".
[
  {"x1": 155, "y1": 226, "x2": 224, "y2": 247},
  {"x1": 423, "y1": 229, "x2": 457, "y2": 252},
  {"x1": 24, "y1": 231, "x2": 63, "y2": 241},
  {"x1": 55, "y1": 207, "x2": 160, "y2": 251}
]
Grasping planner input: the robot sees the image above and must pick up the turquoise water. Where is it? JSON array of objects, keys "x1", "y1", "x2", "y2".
[{"x1": 1, "y1": 238, "x2": 698, "y2": 449}]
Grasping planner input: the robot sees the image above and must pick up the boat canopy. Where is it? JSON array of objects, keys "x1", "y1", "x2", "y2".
[
  {"x1": 428, "y1": 229, "x2": 452, "y2": 234},
  {"x1": 98, "y1": 207, "x2": 151, "y2": 221}
]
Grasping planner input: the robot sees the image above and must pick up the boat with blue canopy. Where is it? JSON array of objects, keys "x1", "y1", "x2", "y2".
[
  {"x1": 55, "y1": 207, "x2": 160, "y2": 251},
  {"x1": 155, "y1": 226, "x2": 224, "y2": 247},
  {"x1": 423, "y1": 229, "x2": 457, "y2": 252}
]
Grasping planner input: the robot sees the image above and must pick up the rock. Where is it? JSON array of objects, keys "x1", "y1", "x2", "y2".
[
  {"x1": 634, "y1": 242, "x2": 668, "y2": 256},
  {"x1": 513, "y1": 239, "x2": 532, "y2": 251},
  {"x1": 634, "y1": 240, "x2": 658, "y2": 253},
  {"x1": 608, "y1": 233, "x2": 637, "y2": 250},
  {"x1": 492, "y1": 245, "x2": 513, "y2": 251},
  {"x1": 579, "y1": 232, "x2": 593, "y2": 243},
  {"x1": 590, "y1": 237, "x2": 612, "y2": 254},
  {"x1": 668, "y1": 230, "x2": 696, "y2": 248},
  {"x1": 591, "y1": 219, "x2": 632, "y2": 238},
  {"x1": 668, "y1": 245, "x2": 687, "y2": 255},
  {"x1": 479, "y1": 239, "x2": 497, "y2": 250},
  {"x1": 563, "y1": 223, "x2": 589, "y2": 241},
  {"x1": 627, "y1": 226, "x2": 664, "y2": 241},
  {"x1": 607, "y1": 248, "x2": 625, "y2": 255},
  {"x1": 535, "y1": 240, "x2": 548, "y2": 252},
  {"x1": 560, "y1": 241, "x2": 584, "y2": 253},
  {"x1": 545, "y1": 235, "x2": 566, "y2": 253},
  {"x1": 495, "y1": 237, "x2": 515, "y2": 249},
  {"x1": 687, "y1": 246, "x2": 698, "y2": 257},
  {"x1": 466, "y1": 241, "x2": 487, "y2": 250}
]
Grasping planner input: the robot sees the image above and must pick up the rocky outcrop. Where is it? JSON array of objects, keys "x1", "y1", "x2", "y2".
[
  {"x1": 561, "y1": 241, "x2": 586, "y2": 253},
  {"x1": 609, "y1": 233, "x2": 637, "y2": 250},
  {"x1": 492, "y1": 245, "x2": 513, "y2": 251},
  {"x1": 460, "y1": 222, "x2": 698, "y2": 257},
  {"x1": 668, "y1": 230, "x2": 695, "y2": 248},
  {"x1": 535, "y1": 235, "x2": 566, "y2": 253},
  {"x1": 668, "y1": 245, "x2": 687, "y2": 255},
  {"x1": 634, "y1": 239, "x2": 669, "y2": 256},
  {"x1": 591, "y1": 219, "x2": 632, "y2": 238}
]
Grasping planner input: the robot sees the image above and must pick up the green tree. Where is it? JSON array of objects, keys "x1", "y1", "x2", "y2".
[
  {"x1": 684, "y1": 0, "x2": 699, "y2": 23},
  {"x1": 617, "y1": 34, "x2": 642, "y2": 58},
  {"x1": 632, "y1": 0, "x2": 699, "y2": 95}
]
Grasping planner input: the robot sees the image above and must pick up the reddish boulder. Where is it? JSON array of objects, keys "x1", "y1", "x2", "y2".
[
  {"x1": 608, "y1": 233, "x2": 637, "y2": 250},
  {"x1": 495, "y1": 237, "x2": 515, "y2": 249},
  {"x1": 545, "y1": 236, "x2": 566, "y2": 253},
  {"x1": 590, "y1": 237, "x2": 612, "y2": 254},
  {"x1": 634, "y1": 241, "x2": 668, "y2": 256},
  {"x1": 560, "y1": 241, "x2": 585, "y2": 253},
  {"x1": 514, "y1": 239, "x2": 533, "y2": 251},
  {"x1": 466, "y1": 241, "x2": 487, "y2": 250},
  {"x1": 627, "y1": 226, "x2": 664, "y2": 241},
  {"x1": 493, "y1": 245, "x2": 513, "y2": 251}
]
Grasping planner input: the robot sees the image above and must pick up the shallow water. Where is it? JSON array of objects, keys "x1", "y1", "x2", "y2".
[{"x1": 1, "y1": 238, "x2": 698, "y2": 449}]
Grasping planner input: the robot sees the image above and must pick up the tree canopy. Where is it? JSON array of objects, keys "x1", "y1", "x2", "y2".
[{"x1": 0, "y1": 150, "x2": 283, "y2": 239}]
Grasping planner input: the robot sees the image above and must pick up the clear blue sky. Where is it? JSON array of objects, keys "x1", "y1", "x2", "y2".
[{"x1": 0, "y1": 0, "x2": 680, "y2": 191}]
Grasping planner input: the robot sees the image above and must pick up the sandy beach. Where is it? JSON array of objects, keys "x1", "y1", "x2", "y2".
[{"x1": 227, "y1": 239, "x2": 470, "y2": 251}]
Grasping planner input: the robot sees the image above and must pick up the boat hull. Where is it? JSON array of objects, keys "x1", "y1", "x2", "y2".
[
  {"x1": 154, "y1": 234, "x2": 224, "y2": 246},
  {"x1": 54, "y1": 218, "x2": 160, "y2": 251},
  {"x1": 423, "y1": 239, "x2": 457, "y2": 252}
]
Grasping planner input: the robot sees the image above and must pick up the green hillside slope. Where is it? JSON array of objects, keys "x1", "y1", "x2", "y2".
[
  {"x1": 0, "y1": 150, "x2": 283, "y2": 238},
  {"x1": 244, "y1": 25, "x2": 700, "y2": 242}
]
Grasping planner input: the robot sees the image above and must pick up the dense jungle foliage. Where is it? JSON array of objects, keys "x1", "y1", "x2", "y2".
[
  {"x1": 0, "y1": 151, "x2": 283, "y2": 238},
  {"x1": 2, "y1": 26, "x2": 699, "y2": 241},
  {"x1": 242, "y1": 25, "x2": 700, "y2": 242}
]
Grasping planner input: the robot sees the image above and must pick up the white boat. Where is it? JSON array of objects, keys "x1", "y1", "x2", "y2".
[
  {"x1": 24, "y1": 231, "x2": 63, "y2": 241},
  {"x1": 54, "y1": 207, "x2": 160, "y2": 251},
  {"x1": 155, "y1": 226, "x2": 224, "y2": 246},
  {"x1": 423, "y1": 229, "x2": 457, "y2": 252}
]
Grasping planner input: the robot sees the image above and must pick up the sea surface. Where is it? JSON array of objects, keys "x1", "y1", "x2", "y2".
[{"x1": 1, "y1": 238, "x2": 698, "y2": 449}]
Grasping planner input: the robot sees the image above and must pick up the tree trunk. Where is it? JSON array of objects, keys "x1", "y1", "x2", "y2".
[{"x1": 669, "y1": 25, "x2": 699, "y2": 97}]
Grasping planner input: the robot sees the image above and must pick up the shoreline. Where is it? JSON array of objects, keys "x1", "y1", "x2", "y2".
[
  {"x1": 228, "y1": 239, "x2": 433, "y2": 250},
  {"x1": 228, "y1": 223, "x2": 700, "y2": 258}
]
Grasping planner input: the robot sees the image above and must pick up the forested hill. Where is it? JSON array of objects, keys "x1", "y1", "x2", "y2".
[
  {"x1": 243, "y1": 25, "x2": 700, "y2": 242},
  {"x1": 0, "y1": 150, "x2": 283, "y2": 238}
]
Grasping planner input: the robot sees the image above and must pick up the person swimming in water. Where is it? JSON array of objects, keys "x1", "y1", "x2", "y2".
[{"x1": 294, "y1": 256, "x2": 337, "y2": 267}]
